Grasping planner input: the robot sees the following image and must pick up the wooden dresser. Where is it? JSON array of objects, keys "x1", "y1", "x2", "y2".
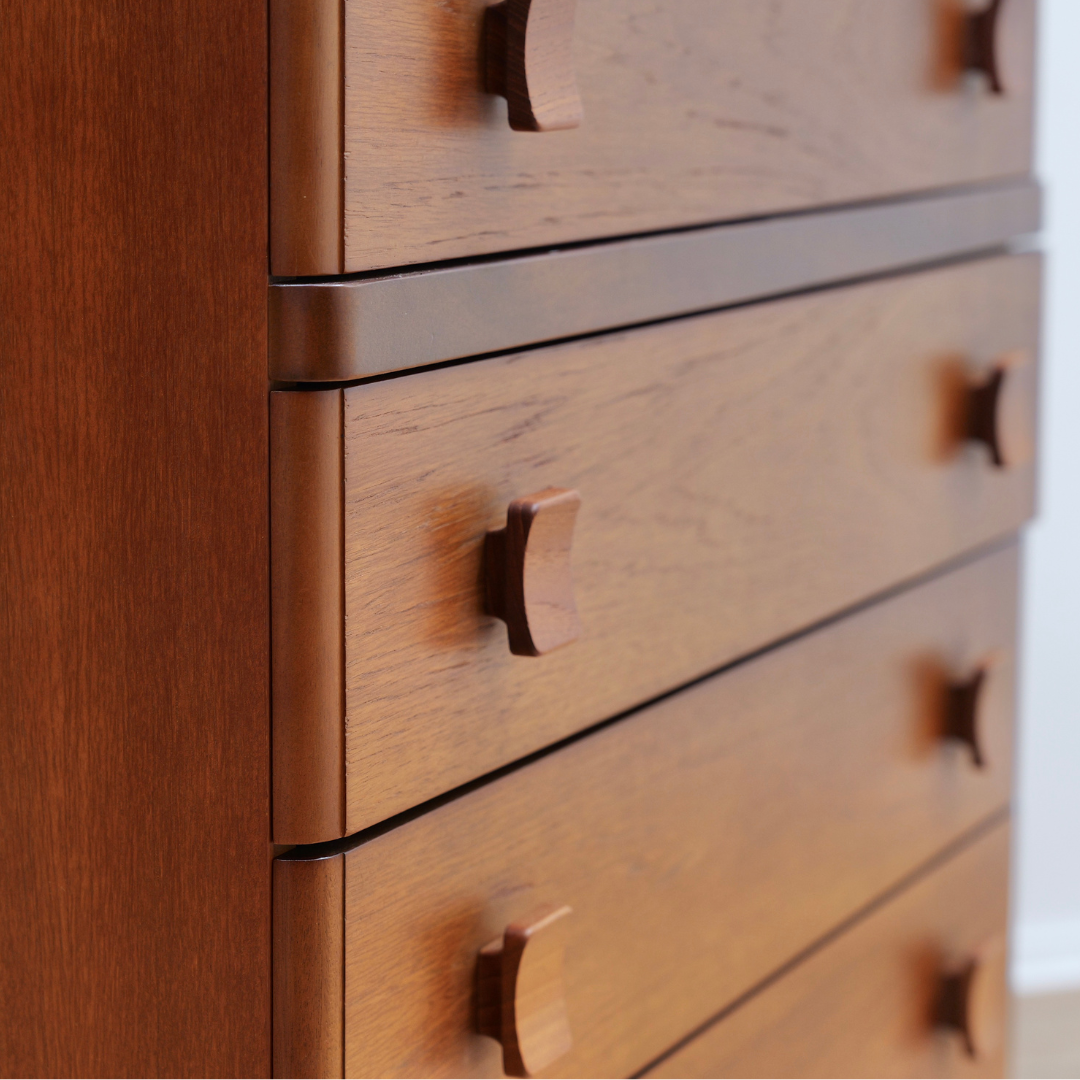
[
  {"x1": 268, "y1": 1, "x2": 1039, "y2": 1076},
  {"x1": 0, "y1": 1, "x2": 1037, "y2": 1077}
]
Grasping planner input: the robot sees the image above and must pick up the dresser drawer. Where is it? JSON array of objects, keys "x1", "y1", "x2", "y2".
[
  {"x1": 271, "y1": 0, "x2": 1035, "y2": 275},
  {"x1": 645, "y1": 821, "x2": 1010, "y2": 1079},
  {"x1": 272, "y1": 254, "x2": 1037, "y2": 841},
  {"x1": 273, "y1": 546, "x2": 1017, "y2": 1078}
]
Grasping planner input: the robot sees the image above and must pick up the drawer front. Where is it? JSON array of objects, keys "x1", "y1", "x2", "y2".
[
  {"x1": 271, "y1": 0, "x2": 1035, "y2": 274},
  {"x1": 645, "y1": 821, "x2": 1011, "y2": 1079},
  {"x1": 271, "y1": 254, "x2": 1038, "y2": 840},
  {"x1": 275, "y1": 545, "x2": 1017, "y2": 1078}
]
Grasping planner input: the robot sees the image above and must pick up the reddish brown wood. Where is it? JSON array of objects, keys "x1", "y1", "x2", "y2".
[
  {"x1": 340, "y1": 546, "x2": 1019, "y2": 1077},
  {"x1": 335, "y1": 254, "x2": 1036, "y2": 836},
  {"x1": 0, "y1": 1, "x2": 270, "y2": 1075},
  {"x1": 269, "y1": 0, "x2": 343, "y2": 276},
  {"x1": 484, "y1": 488, "x2": 582, "y2": 657},
  {"x1": 274, "y1": 854, "x2": 345, "y2": 1079},
  {"x1": 477, "y1": 905, "x2": 574, "y2": 1078},
  {"x1": 268, "y1": 182, "x2": 1041, "y2": 383},
  {"x1": 271, "y1": 391, "x2": 345, "y2": 844},
  {"x1": 484, "y1": 0, "x2": 583, "y2": 132},
  {"x1": 644, "y1": 823, "x2": 1011, "y2": 1079},
  {"x1": 339, "y1": 0, "x2": 1035, "y2": 272}
]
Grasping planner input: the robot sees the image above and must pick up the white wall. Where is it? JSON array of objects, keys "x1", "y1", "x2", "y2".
[{"x1": 1013, "y1": 0, "x2": 1080, "y2": 996}]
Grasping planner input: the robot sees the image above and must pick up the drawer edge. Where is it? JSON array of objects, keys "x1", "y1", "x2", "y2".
[
  {"x1": 270, "y1": 180, "x2": 1040, "y2": 382},
  {"x1": 271, "y1": 390, "x2": 345, "y2": 843},
  {"x1": 274, "y1": 851, "x2": 346, "y2": 1079},
  {"x1": 270, "y1": 0, "x2": 344, "y2": 277},
  {"x1": 640, "y1": 814, "x2": 1012, "y2": 1079}
]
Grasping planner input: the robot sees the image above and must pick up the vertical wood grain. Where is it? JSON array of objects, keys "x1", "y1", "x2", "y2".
[
  {"x1": 0, "y1": 1, "x2": 270, "y2": 1075},
  {"x1": 270, "y1": 0, "x2": 344, "y2": 277},
  {"x1": 272, "y1": 390, "x2": 345, "y2": 844},
  {"x1": 274, "y1": 853, "x2": 345, "y2": 1079}
]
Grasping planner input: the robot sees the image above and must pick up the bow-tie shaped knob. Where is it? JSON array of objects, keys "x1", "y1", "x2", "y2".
[
  {"x1": 943, "y1": 668, "x2": 990, "y2": 769},
  {"x1": 963, "y1": 0, "x2": 1006, "y2": 93},
  {"x1": 484, "y1": 487, "x2": 582, "y2": 657},
  {"x1": 484, "y1": 0, "x2": 583, "y2": 132},
  {"x1": 965, "y1": 351, "x2": 1036, "y2": 469},
  {"x1": 477, "y1": 905, "x2": 574, "y2": 1077},
  {"x1": 936, "y1": 936, "x2": 1008, "y2": 1059}
]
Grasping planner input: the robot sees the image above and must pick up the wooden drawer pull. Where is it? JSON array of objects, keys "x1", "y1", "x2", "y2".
[
  {"x1": 485, "y1": 487, "x2": 582, "y2": 657},
  {"x1": 964, "y1": 0, "x2": 1005, "y2": 94},
  {"x1": 477, "y1": 905, "x2": 574, "y2": 1078},
  {"x1": 966, "y1": 350, "x2": 1035, "y2": 468},
  {"x1": 936, "y1": 936, "x2": 1007, "y2": 1059},
  {"x1": 484, "y1": 0, "x2": 583, "y2": 132},
  {"x1": 944, "y1": 668, "x2": 989, "y2": 768}
]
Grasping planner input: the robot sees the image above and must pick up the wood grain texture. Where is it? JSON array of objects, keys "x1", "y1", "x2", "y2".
[
  {"x1": 483, "y1": 0, "x2": 583, "y2": 133},
  {"x1": 340, "y1": 545, "x2": 1018, "y2": 1078},
  {"x1": 484, "y1": 488, "x2": 582, "y2": 657},
  {"x1": 269, "y1": 180, "x2": 1041, "y2": 382},
  {"x1": 336, "y1": 254, "x2": 1038, "y2": 834},
  {"x1": 274, "y1": 853, "x2": 345, "y2": 1079},
  {"x1": 340, "y1": 0, "x2": 1034, "y2": 271},
  {"x1": 272, "y1": 391, "x2": 345, "y2": 844},
  {"x1": 270, "y1": 0, "x2": 343, "y2": 276},
  {"x1": 476, "y1": 905, "x2": 575, "y2": 1077},
  {"x1": 0, "y1": 0, "x2": 270, "y2": 1076},
  {"x1": 645, "y1": 822, "x2": 1011, "y2": 1079}
]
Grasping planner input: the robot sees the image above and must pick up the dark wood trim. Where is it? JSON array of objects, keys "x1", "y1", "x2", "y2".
[
  {"x1": 270, "y1": 180, "x2": 1040, "y2": 382},
  {"x1": 272, "y1": 390, "x2": 345, "y2": 844}
]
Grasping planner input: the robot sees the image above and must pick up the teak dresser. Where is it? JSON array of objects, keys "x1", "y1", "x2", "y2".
[
  {"x1": 269, "y1": 1, "x2": 1038, "y2": 1076},
  {"x1": 0, "y1": 0, "x2": 1037, "y2": 1077}
]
